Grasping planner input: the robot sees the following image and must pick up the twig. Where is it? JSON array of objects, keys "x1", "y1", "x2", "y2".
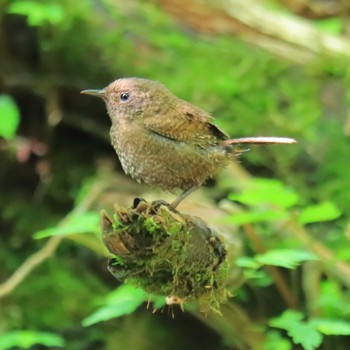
[
  {"x1": 0, "y1": 179, "x2": 106, "y2": 299},
  {"x1": 287, "y1": 218, "x2": 350, "y2": 289},
  {"x1": 0, "y1": 236, "x2": 63, "y2": 298},
  {"x1": 243, "y1": 223, "x2": 299, "y2": 309},
  {"x1": 218, "y1": 0, "x2": 350, "y2": 58},
  {"x1": 197, "y1": 301, "x2": 266, "y2": 349},
  {"x1": 158, "y1": 0, "x2": 350, "y2": 63}
]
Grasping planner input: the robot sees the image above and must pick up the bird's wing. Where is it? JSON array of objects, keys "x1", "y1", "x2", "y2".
[{"x1": 143, "y1": 99, "x2": 229, "y2": 146}]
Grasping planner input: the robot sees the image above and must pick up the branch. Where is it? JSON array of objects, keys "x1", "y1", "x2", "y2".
[
  {"x1": 0, "y1": 179, "x2": 106, "y2": 299},
  {"x1": 101, "y1": 198, "x2": 238, "y2": 312},
  {"x1": 158, "y1": 0, "x2": 350, "y2": 63},
  {"x1": 0, "y1": 236, "x2": 63, "y2": 298},
  {"x1": 287, "y1": 218, "x2": 350, "y2": 289},
  {"x1": 243, "y1": 223, "x2": 299, "y2": 309},
  {"x1": 218, "y1": 0, "x2": 350, "y2": 58}
]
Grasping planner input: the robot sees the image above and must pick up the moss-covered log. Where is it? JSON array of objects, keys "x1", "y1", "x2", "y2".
[{"x1": 101, "y1": 198, "x2": 231, "y2": 312}]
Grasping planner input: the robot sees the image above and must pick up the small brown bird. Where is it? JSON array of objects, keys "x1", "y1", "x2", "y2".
[{"x1": 81, "y1": 78, "x2": 296, "y2": 207}]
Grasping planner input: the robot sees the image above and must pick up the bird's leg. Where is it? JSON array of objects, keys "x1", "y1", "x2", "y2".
[{"x1": 171, "y1": 185, "x2": 200, "y2": 208}]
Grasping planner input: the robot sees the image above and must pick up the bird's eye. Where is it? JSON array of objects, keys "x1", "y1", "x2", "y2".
[{"x1": 120, "y1": 92, "x2": 130, "y2": 101}]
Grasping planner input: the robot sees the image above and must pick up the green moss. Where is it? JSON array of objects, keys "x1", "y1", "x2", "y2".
[
  {"x1": 101, "y1": 199, "x2": 230, "y2": 312},
  {"x1": 143, "y1": 217, "x2": 159, "y2": 235}
]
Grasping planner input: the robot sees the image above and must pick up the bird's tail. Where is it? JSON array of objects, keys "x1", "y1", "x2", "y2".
[
  {"x1": 221, "y1": 137, "x2": 297, "y2": 148},
  {"x1": 221, "y1": 136, "x2": 297, "y2": 157}
]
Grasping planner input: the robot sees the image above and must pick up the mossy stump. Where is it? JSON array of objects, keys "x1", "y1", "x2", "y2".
[{"x1": 101, "y1": 198, "x2": 229, "y2": 312}]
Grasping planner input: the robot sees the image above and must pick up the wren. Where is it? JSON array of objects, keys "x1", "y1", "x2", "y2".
[{"x1": 81, "y1": 78, "x2": 296, "y2": 207}]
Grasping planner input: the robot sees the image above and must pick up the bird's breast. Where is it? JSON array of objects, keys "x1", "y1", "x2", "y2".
[{"x1": 109, "y1": 121, "x2": 228, "y2": 191}]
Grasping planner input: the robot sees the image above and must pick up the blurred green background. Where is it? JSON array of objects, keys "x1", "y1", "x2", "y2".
[{"x1": 1, "y1": 0, "x2": 350, "y2": 349}]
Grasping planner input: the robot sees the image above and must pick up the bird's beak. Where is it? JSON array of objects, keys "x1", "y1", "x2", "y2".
[{"x1": 80, "y1": 89, "x2": 106, "y2": 99}]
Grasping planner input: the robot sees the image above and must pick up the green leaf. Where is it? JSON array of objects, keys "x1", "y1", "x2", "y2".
[
  {"x1": 265, "y1": 330, "x2": 292, "y2": 350},
  {"x1": 74, "y1": 177, "x2": 96, "y2": 207},
  {"x1": 270, "y1": 310, "x2": 323, "y2": 350},
  {"x1": 7, "y1": 1, "x2": 64, "y2": 26},
  {"x1": 235, "y1": 256, "x2": 261, "y2": 269},
  {"x1": 270, "y1": 309, "x2": 303, "y2": 325},
  {"x1": 298, "y1": 201, "x2": 341, "y2": 224},
  {"x1": 310, "y1": 319, "x2": 350, "y2": 335},
  {"x1": 0, "y1": 95, "x2": 20, "y2": 140},
  {"x1": 82, "y1": 285, "x2": 149, "y2": 326},
  {"x1": 227, "y1": 208, "x2": 288, "y2": 225},
  {"x1": 249, "y1": 270, "x2": 273, "y2": 287},
  {"x1": 0, "y1": 331, "x2": 64, "y2": 350},
  {"x1": 315, "y1": 280, "x2": 350, "y2": 317},
  {"x1": 314, "y1": 18, "x2": 343, "y2": 35},
  {"x1": 229, "y1": 178, "x2": 299, "y2": 208},
  {"x1": 255, "y1": 249, "x2": 318, "y2": 269},
  {"x1": 34, "y1": 211, "x2": 99, "y2": 239}
]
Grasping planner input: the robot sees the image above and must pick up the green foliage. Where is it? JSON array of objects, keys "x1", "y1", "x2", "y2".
[
  {"x1": 74, "y1": 177, "x2": 97, "y2": 207},
  {"x1": 226, "y1": 208, "x2": 288, "y2": 225},
  {"x1": 0, "y1": 95, "x2": 20, "y2": 141},
  {"x1": 310, "y1": 319, "x2": 350, "y2": 335},
  {"x1": 82, "y1": 285, "x2": 164, "y2": 327},
  {"x1": 226, "y1": 177, "x2": 342, "y2": 226},
  {"x1": 2, "y1": 0, "x2": 350, "y2": 349},
  {"x1": 0, "y1": 331, "x2": 64, "y2": 350},
  {"x1": 143, "y1": 217, "x2": 159, "y2": 234},
  {"x1": 236, "y1": 249, "x2": 317, "y2": 271},
  {"x1": 270, "y1": 310, "x2": 323, "y2": 350},
  {"x1": 229, "y1": 178, "x2": 299, "y2": 208},
  {"x1": 298, "y1": 201, "x2": 341, "y2": 224},
  {"x1": 264, "y1": 330, "x2": 292, "y2": 350},
  {"x1": 34, "y1": 211, "x2": 99, "y2": 238},
  {"x1": 270, "y1": 311, "x2": 350, "y2": 350},
  {"x1": 314, "y1": 18, "x2": 343, "y2": 34},
  {"x1": 230, "y1": 176, "x2": 348, "y2": 349},
  {"x1": 315, "y1": 280, "x2": 350, "y2": 318},
  {"x1": 7, "y1": 1, "x2": 64, "y2": 26},
  {"x1": 255, "y1": 249, "x2": 318, "y2": 269}
]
